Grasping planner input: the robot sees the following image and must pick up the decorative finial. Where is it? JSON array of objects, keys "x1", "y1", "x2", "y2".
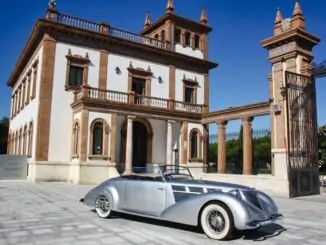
[
  {"x1": 49, "y1": 0, "x2": 56, "y2": 8},
  {"x1": 144, "y1": 12, "x2": 151, "y2": 28},
  {"x1": 293, "y1": 0, "x2": 303, "y2": 16},
  {"x1": 166, "y1": 0, "x2": 174, "y2": 13},
  {"x1": 275, "y1": 7, "x2": 283, "y2": 23},
  {"x1": 200, "y1": 9, "x2": 207, "y2": 25}
]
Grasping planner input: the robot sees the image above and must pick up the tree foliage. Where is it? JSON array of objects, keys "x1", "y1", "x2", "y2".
[
  {"x1": 207, "y1": 128, "x2": 271, "y2": 173},
  {"x1": 0, "y1": 117, "x2": 9, "y2": 154},
  {"x1": 318, "y1": 125, "x2": 326, "y2": 162},
  {"x1": 208, "y1": 125, "x2": 326, "y2": 173}
]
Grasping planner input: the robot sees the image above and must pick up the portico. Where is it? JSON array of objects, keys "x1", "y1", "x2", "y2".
[{"x1": 123, "y1": 117, "x2": 176, "y2": 174}]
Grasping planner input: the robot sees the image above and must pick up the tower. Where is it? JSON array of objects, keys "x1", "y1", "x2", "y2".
[
  {"x1": 260, "y1": 1, "x2": 320, "y2": 197},
  {"x1": 141, "y1": 0, "x2": 212, "y2": 59}
]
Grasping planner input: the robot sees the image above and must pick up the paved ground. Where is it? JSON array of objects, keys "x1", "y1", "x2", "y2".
[{"x1": 0, "y1": 181, "x2": 325, "y2": 245}]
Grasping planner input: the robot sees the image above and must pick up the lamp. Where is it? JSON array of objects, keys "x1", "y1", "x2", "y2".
[
  {"x1": 158, "y1": 76, "x2": 163, "y2": 84},
  {"x1": 280, "y1": 84, "x2": 286, "y2": 99},
  {"x1": 115, "y1": 66, "x2": 121, "y2": 74}
]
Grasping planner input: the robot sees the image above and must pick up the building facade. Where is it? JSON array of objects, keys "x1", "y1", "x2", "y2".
[{"x1": 6, "y1": 0, "x2": 217, "y2": 184}]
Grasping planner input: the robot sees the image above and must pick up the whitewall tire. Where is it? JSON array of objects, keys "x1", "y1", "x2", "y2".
[
  {"x1": 200, "y1": 202, "x2": 234, "y2": 240},
  {"x1": 95, "y1": 195, "x2": 111, "y2": 218}
]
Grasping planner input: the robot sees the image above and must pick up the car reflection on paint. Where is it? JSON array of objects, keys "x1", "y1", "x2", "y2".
[{"x1": 80, "y1": 165, "x2": 283, "y2": 241}]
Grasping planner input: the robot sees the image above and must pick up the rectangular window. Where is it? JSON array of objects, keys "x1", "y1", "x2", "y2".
[
  {"x1": 184, "y1": 86, "x2": 194, "y2": 103},
  {"x1": 69, "y1": 65, "x2": 84, "y2": 87},
  {"x1": 132, "y1": 77, "x2": 146, "y2": 95}
]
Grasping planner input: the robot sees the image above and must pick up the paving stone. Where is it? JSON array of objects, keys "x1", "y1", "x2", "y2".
[
  {"x1": 0, "y1": 181, "x2": 326, "y2": 245},
  {"x1": 31, "y1": 228, "x2": 54, "y2": 235}
]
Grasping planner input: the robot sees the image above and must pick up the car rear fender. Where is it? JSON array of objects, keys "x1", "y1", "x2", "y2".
[
  {"x1": 83, "y1": 183, "x2": 120, "y2": 210},
  {"x1": 160, "y1": 192, "x2": 251, "y2": 229}
]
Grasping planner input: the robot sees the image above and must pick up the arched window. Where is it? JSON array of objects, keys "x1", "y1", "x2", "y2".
[
  {"x1": 7, "y1": 132, "x2": 12, "y2": 154},
  {"x1": 18, "y1": 128, "x2": 22, "y2": 155},
  {"x1": 93, "y1": 122, "x2": 103, "y2": 155},
  {"x1": 189, "y1": 129, "x2": 202, "y2": 160},
  {"x1": 89, "y1": 119, "x2": 109, "y2": 158},
  {"x1": 28, "y1": 121, "x2": 33, "y2": 156},
  {"x1": 154, "y1": 34, "x2": 159, "y2": 40},
  {"x1": 160, "y1": 30, "x2": 165, "y2": 42},
  {"x1": 23, "y1": 125, "x2": 28, "y2": 155},
  {"x1": 175, "y1": 29, "x2": 181, "y2": 43},
  {"x1": 194, "y1": 35, "x2": 200, "y2": 49},
  {"x1": 14, "y1": 131, "x2": 17, "y2": 155},
  {"x1": 72, "y1": 121, "x2": 80, "y2": 156},
  {"x1": 185, "y1": 32, "x2": 191, "y2": 46}
]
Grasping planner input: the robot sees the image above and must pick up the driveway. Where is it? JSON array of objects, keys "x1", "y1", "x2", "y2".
[{"x1": 0, "y1": 181, "x2": 325, "y2": 245}]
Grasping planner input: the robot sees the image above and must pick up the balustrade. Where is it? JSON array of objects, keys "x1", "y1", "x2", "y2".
[
  {"x1": 74, "y1": 86, "x2": 203, "y2": 114},
  {"x1": 47, "y1": 11, "x2": 169, "y2": 50}
]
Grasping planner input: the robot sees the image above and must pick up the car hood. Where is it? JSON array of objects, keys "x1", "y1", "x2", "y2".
[{"x1": 172, "y1": 178, "x2": 253, "y2": 191}]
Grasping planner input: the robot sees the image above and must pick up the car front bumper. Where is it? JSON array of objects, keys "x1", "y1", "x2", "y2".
[{"x1": 246, "y1": 214, "x2": 283, "y2": 229}]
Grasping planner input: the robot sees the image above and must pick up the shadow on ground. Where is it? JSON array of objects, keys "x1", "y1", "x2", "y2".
[
  {"x1": 236, "y1": 224, "x2": 286, "y2": 241},
  {"x1": 92, "y1": 210, "x2": 286, "y2": 241}
]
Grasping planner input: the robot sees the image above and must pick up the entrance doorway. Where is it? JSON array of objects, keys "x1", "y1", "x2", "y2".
[
  {"x1": 120, "y1": 118, "x2": 153, "y2": 172},
  {"x1": 132, "y1": 121, "x2": 147, "y2": 169}
]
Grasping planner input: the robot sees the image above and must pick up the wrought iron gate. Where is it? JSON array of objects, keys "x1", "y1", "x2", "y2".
[{"x1": 285, "y1": 71, "x2": 320, "y2": 198}]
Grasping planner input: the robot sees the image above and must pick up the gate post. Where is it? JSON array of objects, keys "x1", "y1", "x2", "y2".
[{"x1": 260, "y1": 2, "x2": 320, "y2": 197}]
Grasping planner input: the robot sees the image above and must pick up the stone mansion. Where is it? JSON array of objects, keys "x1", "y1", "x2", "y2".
[{"x1": 6, "y1": 0, "x2": 217, "y2": 183}]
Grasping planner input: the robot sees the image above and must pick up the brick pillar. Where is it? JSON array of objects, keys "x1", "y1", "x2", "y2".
[
  {"x1": 217, "y1": 120, "x2": 228, "y2": 173},
  {"x1": 242, "y1": 117, "x2": 254, "y2": 175}
]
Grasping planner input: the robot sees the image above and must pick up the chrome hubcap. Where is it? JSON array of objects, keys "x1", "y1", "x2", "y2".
[
  {"x1": 207, "y1": 210, "x2": 225, "y2": 233},
  {"x1": 95, "y1": 196, "x2": 110, "y2": 213}
]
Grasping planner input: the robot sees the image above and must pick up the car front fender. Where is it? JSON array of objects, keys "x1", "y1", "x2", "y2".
[{"x1": 160, "y1": 192, "x2": 252, "y2": 230}]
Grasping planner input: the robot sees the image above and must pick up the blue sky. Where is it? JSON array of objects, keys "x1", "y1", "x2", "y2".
[{"x1": 0, "y1": 0, "x2": 325, "y2": 133}]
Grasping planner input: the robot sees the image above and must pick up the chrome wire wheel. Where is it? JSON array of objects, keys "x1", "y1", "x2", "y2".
[
  {"x1": 200, "y1": 203, "x2": 234, "y2": 240},
  {"x1": 207, "y1": 210, "x2": 226, "y2": 233},
  {"x1": 95, "y1": 195, "x2": 111, "y2": 218}
]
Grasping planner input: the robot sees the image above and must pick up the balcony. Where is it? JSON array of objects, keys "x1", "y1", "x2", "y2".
[
  {"x1": 73, "y1": 86, "x2": 205, "y2": 114},
  {"x1": 46, "y1": 8, "x2": 170, "y2": 50}
]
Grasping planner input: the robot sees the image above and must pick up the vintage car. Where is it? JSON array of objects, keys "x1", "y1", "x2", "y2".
[{"x1": 80, "y1": 165, "x2": 283, "y2": 240}]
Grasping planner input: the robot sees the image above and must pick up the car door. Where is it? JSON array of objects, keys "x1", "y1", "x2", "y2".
[{"x1": 124, "y1": 179, "x2": 166, "y2": 216}]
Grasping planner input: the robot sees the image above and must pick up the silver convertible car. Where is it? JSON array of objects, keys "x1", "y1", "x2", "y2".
[{"x1": 80, "y1": 165, "x2": 283, "y2": 240}]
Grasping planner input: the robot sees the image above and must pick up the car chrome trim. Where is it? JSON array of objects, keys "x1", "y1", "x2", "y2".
[{"x1": 246, "y1": 214, "x2": 284, "y2": 229}]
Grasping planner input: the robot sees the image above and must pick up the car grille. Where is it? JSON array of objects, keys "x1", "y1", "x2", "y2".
[{"x1": 241, "y1": 191, "x2": 262, "y2": 210}]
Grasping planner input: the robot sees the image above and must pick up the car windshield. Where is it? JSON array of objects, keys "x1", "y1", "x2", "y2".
[
  {"x1": 130, "y1": 165, "x2": 193, "y2": 182},
  {"x1": 159, "y1": 165, "x2": 193, "y2": 181}
]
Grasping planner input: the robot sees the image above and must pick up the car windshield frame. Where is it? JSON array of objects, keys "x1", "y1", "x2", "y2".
[{"x1": 158, "y1": 165, "x2": 193, "y2": 182}]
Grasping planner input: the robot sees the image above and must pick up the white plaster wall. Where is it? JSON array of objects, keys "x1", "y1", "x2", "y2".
[
  {"x1": 48, "y1": 43, "x2": 100, "y2": 162},
  {"x1": 150, "y1": 119, "x2": 166, "y2": 164},
  {"x1": 172, "y1": 122, "x2": 182, "y2": 165},
  {"x1": 9, "y1": 45, "x2": 44, "y2": 160},
  {"x1": 87, "y1": 112, "x2": 112, "y2": 158},
  {"x1": 115, "y1": 115, "x2": 125, "y2": 162},
  {"x1": 151, "y1": 120, "x2": 180, "y2": 164},
  {"x1": 107, "y1": 54, "x2": 170, "y2": 99},
  {"x1": 175, "y1": 69, "x2": 204, "y2": 104},
  {"x1": 174, "y1": 44, "x2": 203, "y2": 59}
]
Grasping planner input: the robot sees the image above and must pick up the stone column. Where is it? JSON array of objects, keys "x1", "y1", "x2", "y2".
[
  {"x1": 166, "y1": 120, "x2": 174, "y2": 165},
  {"x1": 217, "y1": 120, "x2": 228, "y2": 173},
  {"x1": 202, "y1": 124, "x2": 209, "y2": 169},
  {"x1": 124, "y1": 116, "x2": 134, "y2": 175},
  {"x1": 242, "y1": 117, "x2": 254, "y2": 175}
]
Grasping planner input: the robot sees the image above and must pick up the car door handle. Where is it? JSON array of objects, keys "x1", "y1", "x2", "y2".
[{"x1": 158, "y1": 187, "x2": 164, "y2": 190}]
